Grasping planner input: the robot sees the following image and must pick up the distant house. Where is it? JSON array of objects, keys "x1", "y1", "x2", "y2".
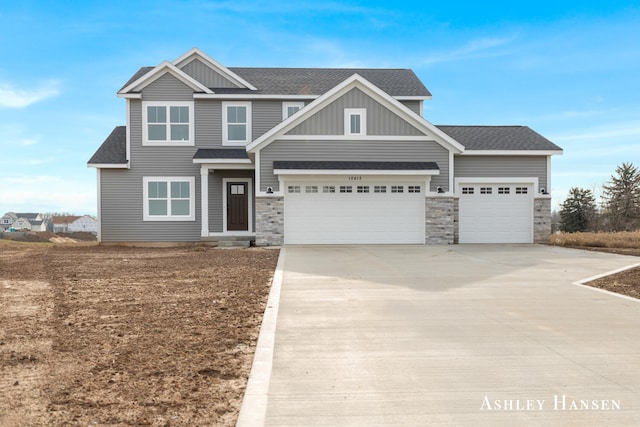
[
  {"x1": 69, "y1": 215, "x2": 98, "y2": 234},
  {"x1": 0, "y1": 212, "x2": 18, "y2": 231},
  {"x1": 52, "y1": 215, "x2": 81, "y2": 233}
]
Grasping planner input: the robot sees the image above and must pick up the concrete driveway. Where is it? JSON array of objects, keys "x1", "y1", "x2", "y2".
[{"x1": 239, "y1": 245, "x2": 640, "y2": 426}]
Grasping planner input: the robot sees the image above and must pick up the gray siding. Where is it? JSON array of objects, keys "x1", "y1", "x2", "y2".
[
  {"x1": 208, "y1": 170, "x2": 256, "y2": 233},
  {"x1": 286, "y1": 88, "x2": 422, "y2": 136},
  {"x1": 195, "y1": 100, "x2": 222, "y2": 147},
  {"x1": 180, "y1": 58, "x2": 240, "y2": 88},
  {"x1": 400, "y1": 100, "x2": 421, "y2": 115},
  {"x1": 141, "y1": 73, "x2": 194, "y2": 101},
  {"x1": 454, "y1": 155, "x2": 548, "y2": 190},
  {"x1": 260, "y1": 139, "x2": 450, "y2": 192},
  {"x1": 253, "y1": 100, "x2": 283, "y2": 139}
]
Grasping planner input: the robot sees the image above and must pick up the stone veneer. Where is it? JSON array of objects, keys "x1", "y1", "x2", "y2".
[
  {"x1": 533, "y1": 197, "x2": 552, "y2": 243},
  {"x1": 425, "y1": 196, "x2": 457, "y2": 244},
  {"x1": 255, "y1": 196, "x2": 284, "y2": 246}
]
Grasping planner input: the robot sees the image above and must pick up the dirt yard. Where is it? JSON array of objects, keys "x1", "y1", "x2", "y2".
[{"x1": 0, "y1": 241, "x2": 278, "y2": 426}]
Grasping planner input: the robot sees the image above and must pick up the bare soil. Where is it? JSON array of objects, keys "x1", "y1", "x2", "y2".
[{"x1": 0, "y1": 242, "x2": 278, "y2": 426}]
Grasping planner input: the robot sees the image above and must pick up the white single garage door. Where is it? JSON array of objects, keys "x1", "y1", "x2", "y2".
[
  {"x1": 284, "y1": 179, "x2": 425, "y2": 244},
  {"x1": 458, "y1": 183, "x2": 533, "y2": 243}
]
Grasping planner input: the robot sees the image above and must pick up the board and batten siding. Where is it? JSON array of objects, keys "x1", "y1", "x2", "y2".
[
  {"x1": 454, "y1": 155, "x2": 548, "y2": 190},
  {"x1": 260, "y1": 139, "x2": 450, "y2": 192},
  {"x1": 207, "y1": 170, "x2": 256, "y2": 233},
  {"x1": 286, "y1": 88, "x2": 423, "y2": 136},
  {"x1": 141, "y1": 73, "x2": 194, "y2": 101},
  {"x1": 400, "y1": 100, "x2": 421, "y2": 115},
  {"x1": 180, "y1": 58, "x2": 240, "y2": 88}
]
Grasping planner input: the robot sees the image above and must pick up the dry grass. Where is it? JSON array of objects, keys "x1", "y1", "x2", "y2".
[{"x1": 550, "y1": 230, "x2": 640, "y2": 249}]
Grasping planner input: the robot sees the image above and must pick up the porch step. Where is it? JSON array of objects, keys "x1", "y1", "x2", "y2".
[{"x1": 217, "y1": 240, "x2": 251, "y2": 248}]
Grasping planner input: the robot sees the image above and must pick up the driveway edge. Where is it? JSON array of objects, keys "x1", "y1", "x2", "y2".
[
  {"x1": 236, "y1": 247, "x2": 285, "y2": 427},
  {"x1": 572, "y1": 261, "x2": 640, "y2": 303}
]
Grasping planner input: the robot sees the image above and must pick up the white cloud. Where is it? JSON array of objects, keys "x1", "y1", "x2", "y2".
[
  {"x1": 421, "y1": 36, "x2": 515, "y2": 66},
  {"x1": 0, "y1": 80, "x2": 61, "y2": 108}
]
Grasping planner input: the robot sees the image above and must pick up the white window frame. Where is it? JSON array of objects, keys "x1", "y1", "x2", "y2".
[
  {"x1": 344, "y1": 108, "x2": 366, "y2": 136},
  {"x1": 282, "y1": 101, "x2": 304, "y2": 120},
  {"x1": 142, "y1": 101, "x2": 194, "y2": 146},
  {"x1": 222, "y1": 101, "x2": 252, "y2": 146},
  {"x1": 143, "y1": 177, "x2": 196, "y2": 221}
]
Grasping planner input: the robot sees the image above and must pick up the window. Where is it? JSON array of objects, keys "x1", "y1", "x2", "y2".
[
  {"x1": 2, "y1": 219, "x2": 9, "y2": 224},
  {"x1": 282, "y1": 102, "x2": 304, "y2": 119},
  {"x1": 143, "y1": 102, "x2": 194, "y2": 145},
  {"x1": 480, "y1": 187, "x2": 492, "y2": 194},
  {"x1": 516, "y1": 187, "x2": 528, "y2": 194},
  {"x1": 391, "y1": 185, "x2": 404, "y2": 193},
  {"x1": 339, "y1": 186, "x2": 353, "y2": 193},
  {"x1": 323, "y1": 185, "x2": 336, "y2": 193},
  {"x1": 344, "y1": 108, "x2": 366, "y2": 136},
  {"x1": 357, "y1": 185, "x2": 370, "y2": 193},
  {"x1": 143, "y1": 177, "x2": 195, "y2": 221},
  {"x1": 408, "y1": 185, "x2": 421, "y2": 193},
  {"x1": 374, "y1": 185, "x2": 387, "y2": 193},
  {"x1": 287, "y1": 185, "x2": 301, "y2": 193},
  {"x1": 223, "y1": 102, "x2": 251, "y2": 145},
  {"x1": 230, "y1": 184, "x2": 245, "y2": 195},
  {"x1": 498, "y1": 187, "x2": 510, "y2": 194},
  {"x1": 462, "y1": 187, "x2": 474, "y2": 194},
  {"x1": 305, "y1": 185, "x2": 318, "y2": 193}
]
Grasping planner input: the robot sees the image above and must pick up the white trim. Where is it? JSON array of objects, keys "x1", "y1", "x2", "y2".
[
  {"x1": 222, "y1": 178, "x2": 253, "y2": 234},
  {"x1": 275, "y1": 134, "x2": 431, "y2": 141},
  {"x1": 142, "y1": 101, "x2": 195, "y2": 146},
  {"x1": 87, "y1": 163, "x2": 128, "y2": 169},
  {"x1": 142, "y1": 176, "x2": 196, "y2": 221},
  {"x1": 282, "y1": 101, "x2": 305, "y2": 120},
  {"x1": 172, "y1": 47, "x2": 258, "y2": 90},
  {"x1": 255, "y1": 150, "x2": 262, "y2": 194},
  {"x1": 461, "y1": 150, "x2": 563, "y2": 156},
  {"x1": 344, "y1": 108, "x2": 367, "y2": 136},
  {"x1": 454, "y1": 177, "x2": 540, "y2": 196},
  {"x1": 448, "y1": 150, "x2": 454, "y2": 193},
  {"x1": 126, "y1": 99, "x2": 131, "y2": 168},
  {"x1": 194, "y1": 93, "x2": 318, "y2": 100},
  {"x1": 222, "y1": 101, "x2": 252, "y2": 146},
  {"x1": 96, "y1": 169, "x2": 102, "y2": 242},
  {"x1": 246, "y1": 74, "x2": 464, "y2": 154},
  {"x1": 546, "y1": 156, "x2": 552, "y2": 195},
  {"x1": 395, "y1": 95, "x2": 432, "y2": 101},
  {"x1": 192, "y1": 158, "x2": 252, "y2": 165},
  {"x1": 118, "y1": 93, "x2": 142, "y2": 99},
  {"x1": 274, "y1": 169, "x2": 440, "y2": 176},
  {"x1": 192, "y1": 162, "x2": 254, "y2": 169},
  {"x1": 201, "y1": 167, "x2": 209, "y2": 237},
  {"x1": 118, "y1": 61, "x2": 213, "y2": 95}
]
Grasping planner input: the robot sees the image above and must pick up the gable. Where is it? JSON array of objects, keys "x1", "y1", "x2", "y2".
[
  {"x1": 142, "y1": 73, "x2": 195, "y2": 101},
  {"x1": 286, "y1": 87, "x2": 423, "y2": 137},
  {"x1": 180, "y1": 58, "x2": 243, "y2": 89}
]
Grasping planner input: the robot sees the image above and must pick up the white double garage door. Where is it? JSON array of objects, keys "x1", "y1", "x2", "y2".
[{"x1": 283, "y1": 177, "x2": 535, "y2": 244}]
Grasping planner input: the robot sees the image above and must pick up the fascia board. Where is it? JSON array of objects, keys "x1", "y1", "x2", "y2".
[
  {"x1": 87, "y1": 163, "x2": 129, "y2": 169},
  {"x1": 274, "y1": 169, "x2": 440, "y2": 176},
  {"x1": 173, "y1": 47, "x2": 258, "y2": 90},
  {"x1": 118, "y1": 61, "x2": 213, "y2": 95},
  {"x1": 460, "y1": 150, "x2": 564, "y2": 156}
]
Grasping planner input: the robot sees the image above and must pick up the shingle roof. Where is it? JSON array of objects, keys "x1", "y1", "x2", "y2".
[
  {"x1": 193, "y1": 149, "x2": 249, "y2": 160},
  {"x1": 121, "y1": 66, "x2": 431, "y2": 97},
  {"x1": 435, "y1": 125, "x2": 562, "y2": 151},
  {"x1": 273, "y1": 161, "x2": 439, "y2": 171},
  {"x1": 88, "y1": 126, "x2": 127, "y2": 164}
]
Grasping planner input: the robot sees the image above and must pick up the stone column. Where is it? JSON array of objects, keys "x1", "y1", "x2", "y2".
[
  {"x1": 255, "y1": 196, "x2": 284, "y2": 246},
  {"x1": 533, "y1": 197, "x2": 552, "y2": 243},
  {"x1": 425, "y1": 196, "x2": 456, "y2": 244}
]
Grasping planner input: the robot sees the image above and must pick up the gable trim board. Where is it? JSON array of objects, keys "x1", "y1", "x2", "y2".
[{"x1": 89, "y1": 48, "x2": 563, "y2": 245}]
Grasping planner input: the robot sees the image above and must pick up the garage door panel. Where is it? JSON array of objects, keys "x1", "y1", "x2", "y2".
[
  {"x1": 458, "y1": 183, "x2": 533, "y2": 244},
  {"x1": 284, "y1": 179, "x2": 425, "y2": 245}
]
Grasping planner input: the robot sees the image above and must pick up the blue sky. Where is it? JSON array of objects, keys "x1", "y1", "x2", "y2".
[{"x1": 1, "y1": 0, "x2": 639, "y2": 215}]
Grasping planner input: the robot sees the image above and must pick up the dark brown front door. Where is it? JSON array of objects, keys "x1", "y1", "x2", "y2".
[{"x1": 227, "y1": 182, "x2": 248, "y2": 231}]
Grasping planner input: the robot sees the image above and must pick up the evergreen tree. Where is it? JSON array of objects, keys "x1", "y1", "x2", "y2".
[
  {"x1": 601, "y1": 162, "x2": 640, "y2": 231},
  {"x1": 559, "y1": 187, "x2": 597, "y2": 233}
]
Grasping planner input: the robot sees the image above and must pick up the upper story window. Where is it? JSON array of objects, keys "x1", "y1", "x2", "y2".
[
  {"x1": 344, "y1": 108, "x2": 366, "y2": 136},
  {"x1": 283, "y1": 102, "x2": 304, "y2": 120},
  {"x1": 223, "y1": 101, "x2": 252, "y2": 145},
  {"x1": 142, "y1": 102, "x2": 194, "y2": 146}
]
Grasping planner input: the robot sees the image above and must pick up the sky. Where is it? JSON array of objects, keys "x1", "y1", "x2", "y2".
[{"x1": 1, "y1": 0, "x2": 639, "y2": 215}]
